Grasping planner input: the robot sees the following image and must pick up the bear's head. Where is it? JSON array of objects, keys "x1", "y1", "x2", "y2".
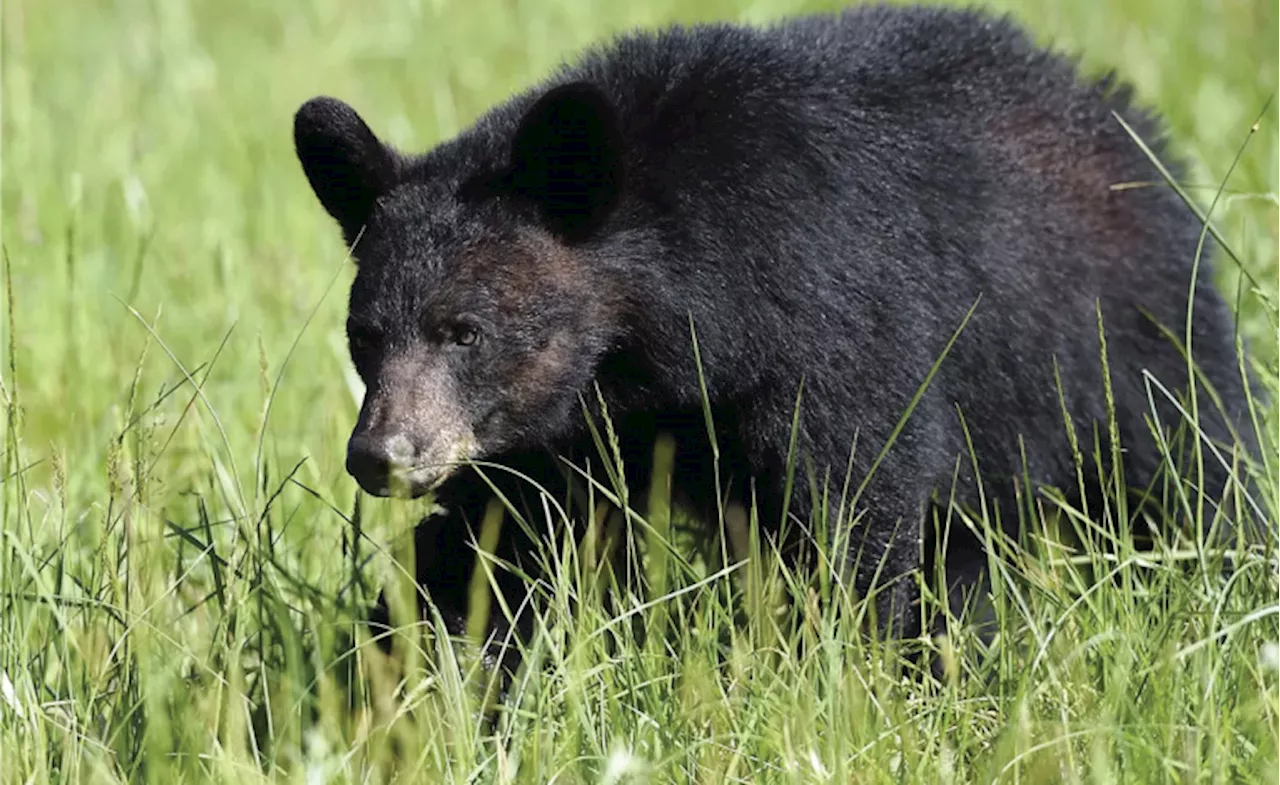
[{"x1": 294, "y1": 83, "x2": 629, "y2": 498}]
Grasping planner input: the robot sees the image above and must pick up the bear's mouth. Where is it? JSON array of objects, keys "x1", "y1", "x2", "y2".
[
  {"x1": 358, "y1": 432, "x2": 479, "y2": 499},
  {"x1": 363, "y1": 463, "x2": 458, "y2": 499}
]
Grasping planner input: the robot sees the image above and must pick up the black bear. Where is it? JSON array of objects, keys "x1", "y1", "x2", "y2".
[{"x1": 293, "y1": 5, "x2": 1255, "y2": 660}]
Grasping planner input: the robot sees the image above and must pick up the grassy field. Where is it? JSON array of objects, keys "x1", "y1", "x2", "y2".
[{"x1": 2, "y1": 0, "x2": 1277, "y2": 782}]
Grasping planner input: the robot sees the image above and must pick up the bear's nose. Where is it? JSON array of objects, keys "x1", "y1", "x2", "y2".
[{"x1": 346, "y1": 432, "x2": 416, "y2": 496}]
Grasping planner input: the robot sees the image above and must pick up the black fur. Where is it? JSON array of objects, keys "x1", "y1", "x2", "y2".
[{"x1": 294, "y1": 6, "x2": 1254, "y2": 660}]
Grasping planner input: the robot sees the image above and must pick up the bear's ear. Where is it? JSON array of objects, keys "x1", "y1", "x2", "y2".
[
  {"x1": 506, "y1": 82, "x2": 624, "y2": 239},
  {"x1": 294, "y1": 96, "x2": 399, "y2": 244}
]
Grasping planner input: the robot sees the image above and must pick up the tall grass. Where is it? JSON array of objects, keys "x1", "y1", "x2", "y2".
[{"x1": 1, "y1": 0, "x2": 1277, "y2": 782}]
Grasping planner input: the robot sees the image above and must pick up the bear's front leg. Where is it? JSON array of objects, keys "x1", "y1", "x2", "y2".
[
  {"x1": 368, "y1": 451, "x2": 568, "y2": 675},
  {"x1": 758, "y1": 470, "x2": 928, "y2": 641},
  {"x1": 837, "y1": 500, "x2": 926, "y2": 641}
]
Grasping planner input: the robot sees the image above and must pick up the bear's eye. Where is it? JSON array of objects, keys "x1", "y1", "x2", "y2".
[{"x1": 454, "y1": 325, "x2": 480, "y2": 347}]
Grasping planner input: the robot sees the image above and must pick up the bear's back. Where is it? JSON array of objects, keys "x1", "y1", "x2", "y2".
[
  {"x1": 562, "y1": 6, "x2": 1157, "y2": 149},
  {"x1": 539, "y1": 7, "x2": 1244, "y2": 499}
]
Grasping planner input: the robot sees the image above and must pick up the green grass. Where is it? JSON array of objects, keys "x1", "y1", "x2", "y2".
[{"x1": 1, "y1": 0, "x2": 1277, "y2": 782}]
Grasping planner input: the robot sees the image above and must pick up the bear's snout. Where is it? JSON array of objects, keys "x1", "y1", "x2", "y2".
[
  {"x1": 346, "y1": 430, "x2": 418, "y2": 497},
  {"x1": 344, "y1": 353, "x2": 481, "y2": 498},
  {"x1": 346, "y1": 425, "x2": 478, "y2": 499}
]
